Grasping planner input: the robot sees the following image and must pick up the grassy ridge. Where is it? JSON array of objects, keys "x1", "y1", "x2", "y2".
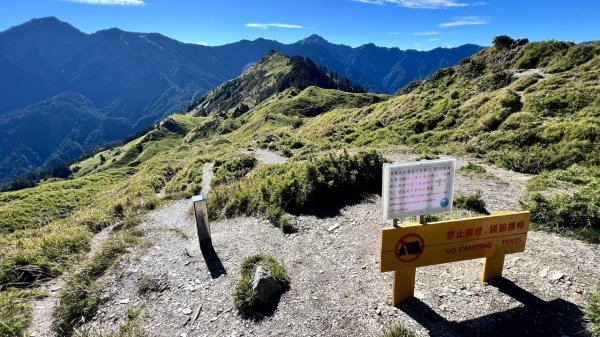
[{"x1": 0, "y1": 115, "x2": 207, "y2": 334}]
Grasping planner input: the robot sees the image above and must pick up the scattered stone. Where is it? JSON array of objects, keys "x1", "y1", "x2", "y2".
[
  {"x1": 49, "y1": 285, "x2": 62, "y2": 292},
  {"x1": 251, "y1": 266, "x2": 282, "y2": 303},
  {"x1": 119, "y1": 298, "x2": 130, "y2": 304},
  {"x1": 539, "y1": 267, "x2": 550, "y2": 278},
  {"x1": 182, "y1": 308, "x2": 193, "y2": 315},
  {"x1": 328, "y1": 223, "x2": 341, "y2": 232},
  {"x1": 549, "y1": 271, "x2": 565, "y2": 281}
]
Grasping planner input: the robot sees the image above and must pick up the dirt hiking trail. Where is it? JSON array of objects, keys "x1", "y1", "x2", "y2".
[{"x1": 74, "y1": 157, "x2": 599, "y2": 337}]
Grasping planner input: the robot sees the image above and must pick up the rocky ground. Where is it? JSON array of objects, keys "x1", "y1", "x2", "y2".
[{"x1": 73, "y1": 155, "x2": 599, "y2": 337}]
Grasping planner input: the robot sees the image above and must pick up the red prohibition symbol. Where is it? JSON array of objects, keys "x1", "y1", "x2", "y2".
[{"x1": 395, "y1": 233, "x2": 425, "y2": 263}]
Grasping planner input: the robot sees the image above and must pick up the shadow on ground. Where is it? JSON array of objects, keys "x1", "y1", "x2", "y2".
[
  {"x1": 200, "y1": 240, "x2": 226, "y2": 279},
  {"x1": 293, "y1": 193, "x2": 379, "y2": 219},
  {"x1": 242, "y1": 290, "x2": 287, "y2": 321},
  {"x1": 397, "y1": 278, "x2": 587, "y2": 337}
]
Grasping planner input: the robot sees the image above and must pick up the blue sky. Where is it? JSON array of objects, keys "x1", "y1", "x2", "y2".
[{"x1": 1, "y1": 0, "x2": 599, "y2": 50}]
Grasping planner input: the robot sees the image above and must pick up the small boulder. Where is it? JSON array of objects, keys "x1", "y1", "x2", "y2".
[{"x1": 251, "y1": 266, "x2": 282, "y2": 303}]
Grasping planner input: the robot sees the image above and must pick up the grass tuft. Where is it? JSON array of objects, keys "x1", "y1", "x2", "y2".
[
  {"x1": 454, "y1": 191, "x2": 490, "y2": 215},
  {"x1": 587, "y1": 282, "x2": 600, "y2": 337},
  {"x1": 233, "y1": 254, "x2": 290, "y2": 316},
  {"x1": 52, "y1": 230, "x2": 142, "y2": 337},
  {"x1": 379, "y1": 324, "x2": 418, "y2": 337}
]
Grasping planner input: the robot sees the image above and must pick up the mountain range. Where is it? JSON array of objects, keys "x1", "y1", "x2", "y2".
[{"x1": 0, "y1": 16, "x2": 483, "y2": 183}]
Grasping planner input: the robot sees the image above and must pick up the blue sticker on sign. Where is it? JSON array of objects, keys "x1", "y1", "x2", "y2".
[{"x1": 440, "y1": 198, "x2": 449, "y2": 208}]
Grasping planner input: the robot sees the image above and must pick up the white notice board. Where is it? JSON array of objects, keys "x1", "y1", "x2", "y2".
[{"x1": 382, "y1": 159, "x2": 456, "y2": 220}]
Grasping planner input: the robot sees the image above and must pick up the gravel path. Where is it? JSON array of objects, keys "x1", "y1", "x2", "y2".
[
  {"x1": 201, "y1": 162, "x2": 214, "y2": 195},
  {"x1": 244, "y1": 149, "x2": 288, "y2": 165},
  {"x1": 79, "y1": 161, "x2": 599, "y2": 337}
]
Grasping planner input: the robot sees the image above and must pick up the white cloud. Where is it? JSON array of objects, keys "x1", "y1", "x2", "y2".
[
  {"x1": 413, "y1": 31, "x2": 439, "y2": 36},
  {"x1": 439, "y1": 16, "x2": 488, "y2": 27},
  {"x1": 428, "y1": 38, "x2": 441, "y2": 41},
  {"x1": 352, "y1": 0, "x2": 469, "y2": 9},
  {"x1": 389, "y1": 31, "x2": 403, "y2": 35},
  {"x1": 65, "y1": 0, "x2": 145, "y2": 5},
  {"x1": 245, "y1": 23, "x2": 303, "y2": 29}
]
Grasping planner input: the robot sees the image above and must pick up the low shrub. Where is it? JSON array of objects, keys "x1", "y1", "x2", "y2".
[
  {"x1": 379, "y1": 324, "x2": 417, "y2": 337},
  {"x1": 209, "y1": 151, "x2": 385, "y2": 232},
  {"x1": 212, "y1": 154, "x2": 258, "y2": 186},
  {"x1": 520, "y1": 165, "x2": 600, "y2": 242},
  {"x1": 458, "y1": 162, "x2": 487, "y2": 177},
  {"x1": 587, "y1": 282, "x2": 600, "y2": 337},
  {"x1": 454, "y1": 191, "x2": 489, "y2": 215},
  {"x1": 233, "y1": 254, "x2": 290, "y2": 316}
]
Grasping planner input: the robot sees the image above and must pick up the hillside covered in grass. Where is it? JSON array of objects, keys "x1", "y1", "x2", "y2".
[{"x1": 0, "y1": 37, "x2": 598, "y2": 335}]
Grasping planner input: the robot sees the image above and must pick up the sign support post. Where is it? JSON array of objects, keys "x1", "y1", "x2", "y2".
[
  {"x1": 482, "y1": 254, "x2": 505, "y2": 282},
  {"x1": 393, "y1": 268, "x2": 416, "y2": 305},
  {"x1": 391, "y1": 215, "x2": 425, "y2": 306}
]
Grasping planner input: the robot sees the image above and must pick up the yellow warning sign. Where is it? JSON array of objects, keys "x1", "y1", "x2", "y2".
[{"x1": 380, "y1": 211, "x2": 530, "y2": 272}]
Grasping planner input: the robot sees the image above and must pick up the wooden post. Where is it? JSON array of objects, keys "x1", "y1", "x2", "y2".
[
  {"x1": 393, "y1": 268, "x2": 416, "y2": 305},
  {"x1": 391, "y1": 215, "x2": 424, "y2": 306},
  {"x1": 481, "y1": 254, "x2": 505, "y2": 282}
]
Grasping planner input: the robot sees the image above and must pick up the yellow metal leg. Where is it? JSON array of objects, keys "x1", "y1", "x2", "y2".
[
  {"x1": 481, "y1": 255, "x2": 505, "y2": 282},
  {"x1": 393, "y1": 268, "x2": 416, "y2": 306}
]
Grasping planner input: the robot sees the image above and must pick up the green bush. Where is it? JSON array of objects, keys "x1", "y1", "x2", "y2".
[
  {"x1": 379, "y1": 324, "x2": 417, "y2": 337},
  {"x1": 515, "y1": 41, "x2": 572, "y2": 69},
  {"x1": 521, "y1": 165, "x2": 600, "y2": 242},
  {"x1": 209, "y1": 151, "x2": 385, "y2": 231},
  {"x1": 587, "y1": 282, "x2": 600, "y2": 337},
  {"x1": 458, "y1": 162, "x2": 488, "y2": 177},
  {"x1": 212, "y1": 154, "x2": 258, "y2": 186},
  {"x1": 480, "y1": 70, "x2": 514, "y2": 91},
  {"x1": 233, "y1": 254, "x2": 290, "y2": 316},
  {"x1": 547, "y1": 44, "x2": 599, "y2": 73},
  {"x1": 454, "y1": 191, "x2": 489, "y2": 215}
]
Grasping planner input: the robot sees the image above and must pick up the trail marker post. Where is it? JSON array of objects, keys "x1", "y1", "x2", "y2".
[
  {"x1": 192, "y1": 194, "x2": 211, "y2": 243},
  {"x1": 380, "y1": 159, "x2": 531, "y2": 305}
]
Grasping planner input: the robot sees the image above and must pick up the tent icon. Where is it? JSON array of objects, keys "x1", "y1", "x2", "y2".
[{"x1": 398, "y1": 240, "x2": 423, "y2": 256}]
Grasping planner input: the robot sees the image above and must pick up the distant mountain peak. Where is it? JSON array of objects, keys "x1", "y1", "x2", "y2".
[
  {"x1": 189, "y1": 51, "x2": 363, "y2": 118},
  {"x1": 297, "y1": 34, "x2": 329, "y2": 45},
  {"x1": 3, "y1": 16, "x2": 82, "y2": 36},
  {"x1": 95, "y1": 27, "x2": 125, "y2": 36}
]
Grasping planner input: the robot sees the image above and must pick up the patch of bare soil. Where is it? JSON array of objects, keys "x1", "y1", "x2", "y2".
[{"x1": 244, "y1": 149, "x2": 288, "y2": 165}]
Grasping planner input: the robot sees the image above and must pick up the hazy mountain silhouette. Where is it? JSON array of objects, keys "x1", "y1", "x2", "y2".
[{"x1": 0, "y1": 17, "x2": 483, "y2": 182}]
